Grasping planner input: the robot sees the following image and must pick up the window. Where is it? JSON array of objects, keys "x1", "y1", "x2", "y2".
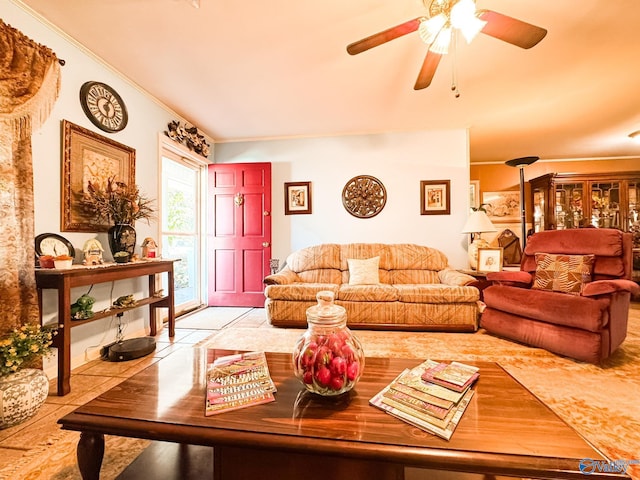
[{"x1": 160, "y1": 137, "x2": 208, "y2": 316}]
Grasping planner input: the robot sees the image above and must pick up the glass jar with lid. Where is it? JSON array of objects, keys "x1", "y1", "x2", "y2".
[{"x1": 292, "y1": 291, "x2": 365, "y2": 396}]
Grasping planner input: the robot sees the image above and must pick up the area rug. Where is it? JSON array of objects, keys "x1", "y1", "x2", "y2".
[
  {"x1": 200, "y1": 308, "x2": 640, "y2": 480},
  {"x1": 0, "y1": 430, "x2": 149, "y2": 480}
]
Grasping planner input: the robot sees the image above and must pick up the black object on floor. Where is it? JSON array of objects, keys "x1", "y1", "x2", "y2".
[{"x1": 105, "y1": 337, "x2": 156, "y2": 362}]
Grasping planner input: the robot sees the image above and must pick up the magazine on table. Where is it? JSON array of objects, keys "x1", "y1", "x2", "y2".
[
  {"x1": 205, "y1": 351, "x2": 276, "y2": 416},
  {"x1": 421, "y1": 360, "x2": 480, "y2": 393},
  {"x1": 369, "y1": 359, "x2": 479, "y2": 440},
  {"x1": 396, "y1": 362, "x2": 469, "y2": 403},
  {"x1": 370, "y1": 377, "x2": 475, "y2": 440}
]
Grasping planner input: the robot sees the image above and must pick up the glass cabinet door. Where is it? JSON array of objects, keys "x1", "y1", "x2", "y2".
[
  {"x1": 532, "y1": 187, "x2": 546, "y2": 232},
  {"x1": 629, "y1": 181, "x2": 639, "y2": 249},
  {"x1": 555, "y1": 183, "x2": 584, "y2": 229},
  {"x1": 590, "y1": 181, "x2": 621, "y2": 228}
]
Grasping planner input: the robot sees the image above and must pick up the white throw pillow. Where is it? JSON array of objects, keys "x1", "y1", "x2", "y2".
[{"x1": 348, "y1": 257, "x2": 380, "y2": 285}]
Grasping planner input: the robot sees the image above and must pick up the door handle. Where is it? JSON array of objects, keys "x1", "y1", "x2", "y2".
[{"x1": 262, "y1": 242, "x2": 270, "y2": 248}]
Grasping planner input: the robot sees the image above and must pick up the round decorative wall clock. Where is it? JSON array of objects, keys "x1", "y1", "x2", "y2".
[
  {"x1": 35, "y1": 233, "x2": 75, "y2": 258},
  {"x1": 342, "y1": 175, "x2": 387, "y2": 218},
  {"x1": 79, "y1": 81, "x2": 128, "y2": 133}
]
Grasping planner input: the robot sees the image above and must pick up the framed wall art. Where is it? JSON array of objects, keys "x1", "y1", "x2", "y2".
[
  {"x1": 482, "y1": 191, "x2": 520, "y2": 223},
  {"x1": 470, "y1": 180, "x2": 480, "y2": 210},
  {"x1": 420, "y1": 180, "x2": 450, "y2": 215},
  {"x1": 284, "y1": 181, "x2": 312, "y2": 215},
  {"x1": 61, "y1": 120, "x2": 136, "y2": 232},
  {"x1": 477, "y1": 247, "x2": 504, "y2": 273}
]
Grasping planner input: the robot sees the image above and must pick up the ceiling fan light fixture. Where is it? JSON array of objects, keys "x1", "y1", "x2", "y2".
[
  {"x1": 450, "y1": 0, "x2": 486, "y2": 43},
  {"x1": 450, "y1": 0, "x2": 475, "y2": 27},
  {"x1": 429, "y1": 26, "x2": 452, "y2": 54},
  {"x1": 459, "y1": 16, "x2": 487, "y2": 43},
  {"x1": 419, "y1": 14, "x2": 446, "y2": 45}
]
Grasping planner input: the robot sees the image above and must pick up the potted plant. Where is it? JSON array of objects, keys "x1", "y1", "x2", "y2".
[
  {"x1": 82, "y1": 177, "x2": 155, "y2": 258},
  {"x1": 0, "y1": 324, "x2": 56, "y2": 429}
]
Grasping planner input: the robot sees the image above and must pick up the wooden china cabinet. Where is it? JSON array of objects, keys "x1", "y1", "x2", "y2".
[{"x1": 529, "y1": 171, "x2": 640, "y2": 279}]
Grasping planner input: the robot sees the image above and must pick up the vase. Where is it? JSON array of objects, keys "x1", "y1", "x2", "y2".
[
  {"x1": 292, "y1": 290, "x2": 365, "y2": 396},
  {"x1": 0, "y1": 369, "x2": 49, "y2": 429},
  {"x1": 108, "y1": 223, "x2": 136, "y2": 258}
]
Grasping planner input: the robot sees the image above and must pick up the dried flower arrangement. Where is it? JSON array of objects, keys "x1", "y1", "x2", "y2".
[{"x1": 83, "y1": 177, "x2": 155, "y2": 225}]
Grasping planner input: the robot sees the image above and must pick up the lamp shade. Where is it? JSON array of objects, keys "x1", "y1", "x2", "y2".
[{"x1": 461, "y1": 210, "x2": 497, "y2": 234}]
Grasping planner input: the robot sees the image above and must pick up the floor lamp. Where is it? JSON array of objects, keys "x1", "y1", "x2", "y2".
[{"x1": 505, "y1": 156, "x2": 539, "y2": 249}]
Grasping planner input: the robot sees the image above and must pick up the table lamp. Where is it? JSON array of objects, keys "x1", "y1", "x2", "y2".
[{"x1": 462, "y1": 210, "x2": 497, "y2": 269}]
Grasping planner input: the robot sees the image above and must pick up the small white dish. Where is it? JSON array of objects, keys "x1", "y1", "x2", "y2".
[{"x1": 54, "y1": 259, "x2": 73, "y2": 269}]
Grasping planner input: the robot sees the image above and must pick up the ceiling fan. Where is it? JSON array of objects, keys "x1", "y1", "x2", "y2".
[{"x1": 347, "y1": 0, "x2": 547, "y2": 91}]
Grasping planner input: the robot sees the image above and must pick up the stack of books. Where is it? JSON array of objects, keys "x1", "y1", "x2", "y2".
[
  {"x1": 370, "y1": 359, "x2": 479, "y2": 440},
  {"x1": 205, "y1": 351, "x2": 277, "y2": 416}
]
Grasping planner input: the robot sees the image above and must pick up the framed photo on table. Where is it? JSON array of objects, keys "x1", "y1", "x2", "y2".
[
  {"x1": 420, "y1": 180, "x2": 450, "y2": 215},
  {"x1": 61, "y1": 120, "x2": 136, "y2": 232},
  {"x1": 477, "y1": 247, "x2": 504, "y2": 273},
  {"x1": 284, "y1": 181, "x2": 312, "y2": 215}
]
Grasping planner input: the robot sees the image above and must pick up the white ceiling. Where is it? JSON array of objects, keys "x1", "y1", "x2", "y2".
[{"x1": 17, "y1": 0, "x2": 640, "y2": 163}]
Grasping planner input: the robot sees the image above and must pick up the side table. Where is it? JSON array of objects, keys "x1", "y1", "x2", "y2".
[{"x1": 35, "y1": 259, "x2": 176, "y2": 395}]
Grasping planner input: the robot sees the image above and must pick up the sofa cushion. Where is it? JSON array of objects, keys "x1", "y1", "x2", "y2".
[
  {"x1": 521, "y1": 229, "x2": 627, "y2": 279},
  {"x1": 388, "y1": 244, "x2": 449, "y2": 271},
  {"x1": 394, "y1": 284, "x2": 479, "y2": 304},
  {"x1": 286, "y1": 244, "x2": 342, "y2": 271},
  {"x1": 338, "y1": 284, "x2": 399, "y2": 302},
  {"x1": 389, "y1": 270, "x2": 440, "y2": 284},
  {"x1": 347, "y1": 256, "x2": 380, "y2": 285},
  {"x1": 297, "y1": 269, "x2": 342, "y2": 284},
  {"x1": 483, "y1": 284, "x2": 610, "y2": 332},
  {"x1": 532, "y1": 253, "x2": 594, "y2": 295},
  {"x1": 264, "y1": 283, "x2": 338, "y2": 301}
]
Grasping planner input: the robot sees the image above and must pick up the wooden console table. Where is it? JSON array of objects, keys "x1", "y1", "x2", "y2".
[{"x1": 35, "y1": 259, "x2": 176, "y2": 396}]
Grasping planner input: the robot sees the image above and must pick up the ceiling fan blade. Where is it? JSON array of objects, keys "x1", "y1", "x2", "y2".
[
  {"x1": 347, "y1": 17, "x2": 423, "y2": 55},
  {"x1": 414, "y1": 51, "x2": 442, "y2": 90},
  {"x1": 479, "y1": 10, "x2": 547, "y2": 49}
]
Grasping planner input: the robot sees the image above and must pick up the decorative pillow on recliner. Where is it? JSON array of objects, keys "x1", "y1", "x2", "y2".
[
  {"x1": 347, "y1": 257, "x2": 380, "y2": 285},
  {"x1": 532, "y1": 253, "x2": 595, "y2": 295}
]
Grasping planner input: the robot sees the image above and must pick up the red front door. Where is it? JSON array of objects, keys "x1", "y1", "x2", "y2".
[{"x1": 207, "y1": 163, "x2": 272, "y2": 307}]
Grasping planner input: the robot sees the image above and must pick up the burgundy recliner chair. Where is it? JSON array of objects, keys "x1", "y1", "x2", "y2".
[{"x1": 481, "y1": 228, "x2": 639, "y2": 364}]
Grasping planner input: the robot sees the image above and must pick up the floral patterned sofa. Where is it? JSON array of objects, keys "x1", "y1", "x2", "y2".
[{"x1": 263, "y1": 243, "x2": 479, "y2": 331}]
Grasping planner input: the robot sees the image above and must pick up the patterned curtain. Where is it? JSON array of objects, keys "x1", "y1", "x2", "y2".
[{"x1": 0, "y1": 20, "x2": 61, "y2": 336}]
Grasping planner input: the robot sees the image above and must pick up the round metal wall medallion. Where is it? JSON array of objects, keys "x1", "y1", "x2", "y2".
[{"x1": 342, "y1": 175, "x2": 387, "y2": 218}]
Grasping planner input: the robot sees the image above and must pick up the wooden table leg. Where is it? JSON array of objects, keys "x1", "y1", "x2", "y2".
[
  {"x1": 167, "y1": 266, "x2": 175, "y2": 337},
  {"x1": 77, "y1": 432, "x2": 105, "y2": 480},
  {"x1": 149, "y1": 273, "x2": 158, "y2": 337},
  {"x1": 57, "y1": 278, "x2": 72, "y2": 396}
]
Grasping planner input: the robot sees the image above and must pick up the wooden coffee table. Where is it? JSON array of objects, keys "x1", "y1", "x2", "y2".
[{"x1": 58, "y1": 349, "x2": 628, "y2": 480}]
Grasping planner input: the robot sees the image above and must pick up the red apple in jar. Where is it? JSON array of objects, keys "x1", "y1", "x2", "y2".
[{"x1": 292, "y1": 290, "x2": 365, "y2": 396}]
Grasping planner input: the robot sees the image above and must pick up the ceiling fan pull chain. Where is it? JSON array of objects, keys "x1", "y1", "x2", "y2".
[{"x1": 451, "y1": 31, "x2": 461, "y2": 98}]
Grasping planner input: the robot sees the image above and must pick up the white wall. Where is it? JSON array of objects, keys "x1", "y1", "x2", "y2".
[
  {"x1": 4, "y1": 2, "x2": 471, "y2": 379},
  {"x1": 215, "y1": 130, "x2": 471, "y2": 268},
  {"x1": 4, "y1": 1, "x2": 178, "y2": 375}
]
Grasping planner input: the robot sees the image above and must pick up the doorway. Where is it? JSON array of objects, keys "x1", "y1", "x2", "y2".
[{"x1": 207, "y1": 162, "x2": 272, "y2": 307}]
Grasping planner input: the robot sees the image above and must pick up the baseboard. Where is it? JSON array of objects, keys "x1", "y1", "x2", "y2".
[{"x1": 43, "y1": 325, "x2": 149, "y2": 379}]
